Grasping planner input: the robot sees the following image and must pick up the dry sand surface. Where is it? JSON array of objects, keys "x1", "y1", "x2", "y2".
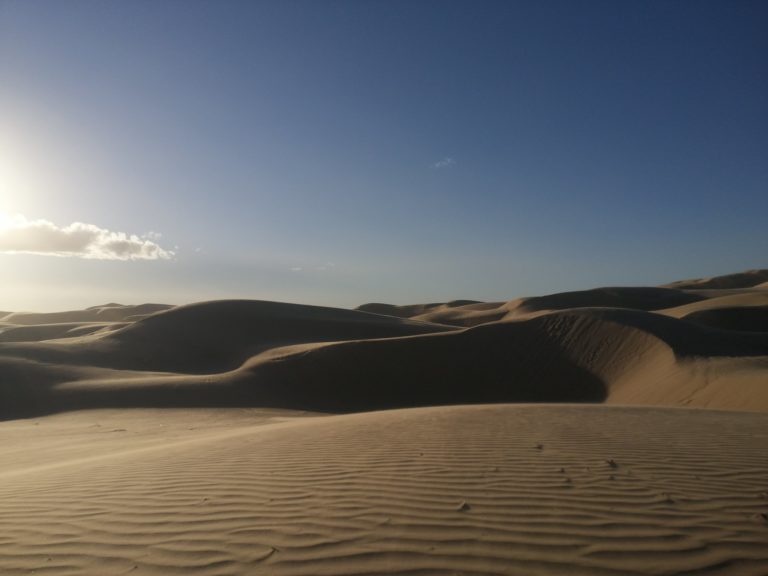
[
  {"x1": 1, "y1": 270, "x2": 767, "y2": 574},
  {"x1": 1, "y1": 406, "x2": 767, "y2": 575}
]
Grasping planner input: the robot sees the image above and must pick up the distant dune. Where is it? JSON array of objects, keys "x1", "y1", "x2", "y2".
[
  {"x1": 661, "y1": 268, "x2": 768, "y2": 289},
  {"x1": 0, "y1": 302, "x2": 173, "y2": 325},
  {"x1": 2, "y1": 270, "x2": 767, "y2": 575}
]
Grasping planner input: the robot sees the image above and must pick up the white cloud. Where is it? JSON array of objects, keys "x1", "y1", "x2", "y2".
[
  {"x1": 0, "y1": 214, "x2": 174, "y2": 260},
  {"x1": 432, "y1": 157, "x2": 455, "y2": 169}
]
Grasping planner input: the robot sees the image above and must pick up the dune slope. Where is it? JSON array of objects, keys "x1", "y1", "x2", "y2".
[{"x1": 0, "y1": 300, "x2": 454, "y2": 375}]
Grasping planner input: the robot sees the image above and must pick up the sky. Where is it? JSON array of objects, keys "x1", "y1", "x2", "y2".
[{"x1": 1, "y1": 0, "x2": 766, "y2": 311}]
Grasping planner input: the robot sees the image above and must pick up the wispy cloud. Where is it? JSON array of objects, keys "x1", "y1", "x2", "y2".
[
  {"x1": 289, "y1": 261, "x2": 335, "y2": 273},
  {"x1": 432, "y1": 157, "x2": 456, "y2": 169},
  {"x1": 0, "y1": 214, "x2": 174, "y2": 260}
]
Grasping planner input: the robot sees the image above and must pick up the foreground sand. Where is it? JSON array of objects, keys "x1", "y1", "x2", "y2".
[{"x1": 1, "y1": 404, "x2": 767, "y2": 575}]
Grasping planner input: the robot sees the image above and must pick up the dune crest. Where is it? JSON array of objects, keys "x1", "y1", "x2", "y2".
[{"x1": 661, "y1": 268, "x2": 768, "y2": 289}]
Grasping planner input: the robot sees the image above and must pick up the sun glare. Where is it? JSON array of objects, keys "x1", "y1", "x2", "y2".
[
  {"x1": 0, "y1": 142, "x2": 39, "y2": 219},
  {"x1": 0, "y1": 152, "x2": 19, "y2": 217}
]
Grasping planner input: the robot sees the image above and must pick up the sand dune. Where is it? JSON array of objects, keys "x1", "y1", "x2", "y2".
[
  {"x1": 659, "y1": 290, "x2": 768, "y2": 318},
  {"x1": 680, "y1": 306, "x2": 768, "y2": 333},
  {"x1": 227, "y1": 307, "x2": 767, "y2": 412},
  {"x1": 0, "y1": 321, "x2": 128, "y2": 343},
  {"x1": 357, "y1": 300, "x2": 487, "y2": 320},
  {"x1": 358, "y1": 299, "x2": 513, "y2": 328},
  {"x1": 358, "y1": 286, "x2": 712, "y2": 327},
  {"x1": 412, "y1": 302, "x2": 510, "y2": 327},
  {"x1": 514, "y1": 286, "x2": 705, "y2": 313},
  {"x1": 2, "y1": 270, "x2": 767, "y2": 574},
  {"x1": 0, "y1": 303, "x2": 172, "y2": 325},
  {"x1": 1, "y1": 292, "x2": 766, "y2": 416},
  {"x1": 1, "y1": 272, "x2": 767, "y2": 417},
  {"x1": 662, "y1": 268, "x2": 768, "y2": 289},
  {"x1": 0, "y1": 300, "x2": 453, "y2": 375},
  {"x1": 103, "y1": 299, "x2": 453, "y2": 372},
  {"x1": 1, "y1": 405, "x2": 767, "y2": 575}
]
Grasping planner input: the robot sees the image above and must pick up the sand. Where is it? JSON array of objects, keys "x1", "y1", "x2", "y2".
[
  {"x1": 1, "y1": 405, "x2": 767, "y2": 575},
  {"x1": 1, "y1": 269, "x2": 767, "y2": 574}
]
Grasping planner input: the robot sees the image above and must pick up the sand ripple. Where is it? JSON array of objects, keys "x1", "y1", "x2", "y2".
[{"x1": 1, "y1": 405, "x2": 767, "y2": 575}]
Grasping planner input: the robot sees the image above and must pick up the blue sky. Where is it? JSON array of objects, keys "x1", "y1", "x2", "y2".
[{"x1": 1, "y1": 0, "x2": 766, "y2": 310}]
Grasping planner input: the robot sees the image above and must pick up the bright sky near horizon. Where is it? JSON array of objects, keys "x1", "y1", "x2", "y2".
[{"x1": 1, "y1": 0, "x2": 766, "y2": 311}]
